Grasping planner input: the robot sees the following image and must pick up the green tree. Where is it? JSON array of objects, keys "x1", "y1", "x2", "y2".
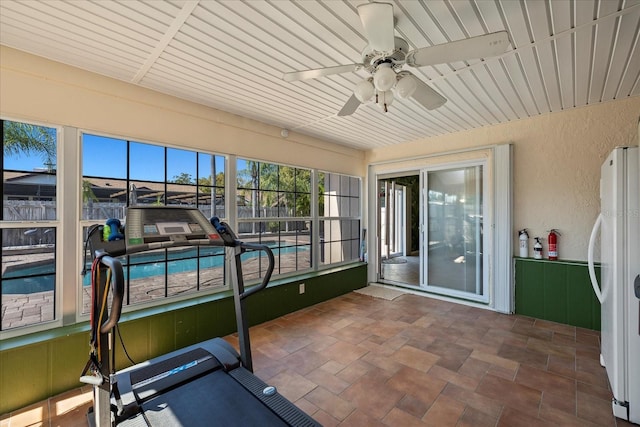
[
  {"x1": 237, "y1": 160, "x2": 260, "y2": 206},
  {"x1": 197, "y1": 172, "x2": 224, "y2": 188},
  {"x1": 3, "y1": 121, "x2": 56, "y2": 170},
  {"x1": 82, "y1": 180, "x2": 98, "y2": 203},
  {"x1": 237, "y1": 162, "x2": 312, "y2": 216},
  {"x1": 171, "y1": 172, "x2": 194, "y2": 184}
]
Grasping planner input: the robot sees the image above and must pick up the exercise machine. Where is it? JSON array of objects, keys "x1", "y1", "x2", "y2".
[{"x1": 80, "y1": 206, "x2": 321, "y2": 426}]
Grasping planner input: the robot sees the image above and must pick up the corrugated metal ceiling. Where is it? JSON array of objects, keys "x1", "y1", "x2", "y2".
[{"x1": 1, "y1": 0, "x2": 639, "y2": 150}]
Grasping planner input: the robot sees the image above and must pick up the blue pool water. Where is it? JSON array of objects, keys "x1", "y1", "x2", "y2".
[{"x1": 2, "y1": 245, "x2": 308, "y2": 294}]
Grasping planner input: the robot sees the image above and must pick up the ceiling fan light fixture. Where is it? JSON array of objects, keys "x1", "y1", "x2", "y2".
[
  {"x1": 354, "y1": 78, "x2": 375, "y2": 103},
  {"x1": 395, "y1": 74, "x2": 417, "y2": 98},
  {"x1": 373, "y1": 63, "x2": 396, "y2": 92}
]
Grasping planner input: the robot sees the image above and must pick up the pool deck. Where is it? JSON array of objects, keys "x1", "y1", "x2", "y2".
[
  {"x1": 1, "y1": 290, "x2": 54, "y2": 329},
  {"x1": 2, "y1": 252, "x2": 308, "y2": 330}
]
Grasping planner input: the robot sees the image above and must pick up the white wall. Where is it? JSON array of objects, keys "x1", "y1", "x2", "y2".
[
  {"x1": 0, "y1": 46, "x2": 364, "y2": 176},
  {"x1": 3, "y1": 45, "x2": 639, "y2": 262},
  {"x1": 367, "y1": 97, "x2": 640, "y2": 262}
]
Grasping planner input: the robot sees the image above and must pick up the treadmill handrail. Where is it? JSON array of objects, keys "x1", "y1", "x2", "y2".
[
  {"x1": 97, "y1": 255, "x2": 125, "y2": 334},
  {"x1": 238, "y1": 242, "x2": 275, "y2": 300},
  {"x1": 94, "y1": 239, "x2": 272, "y2": 330}
]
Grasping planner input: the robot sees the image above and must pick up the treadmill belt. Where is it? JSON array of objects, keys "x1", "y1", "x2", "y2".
[
  {"x1": 141, "y1": 369, "x2": 287, "y2": 426},
  {"x1": 130, "y1": 348, "x2": 215, "y2": 386}
]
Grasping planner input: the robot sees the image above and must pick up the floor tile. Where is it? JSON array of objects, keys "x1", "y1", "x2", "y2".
[
  {"x1": 497, "y1": 406, "x2": 549, "y2": 427},
  {"x1": 306, "y1": 386, "x2": 355, "y2": 421},
  {"x1": 305, "y1": 366, "x2": 350, "y2": 395},
  {"x1": 457, "y1": 406, "x2": 499, "y2": 427},
  {"x1": 577, "y1": 390, "x2": 617, "y2": 426},
  {"x1": 497, "y1": 342, "x2": 549, "y2": 369},
  {"x1": 340, "y1": 371, "x2": 404, "y2": 419},
  {"x1": 340, "y1": 409, "x2": 387, "y2": 427},
  {"x1": 386, "y1": 366, "x2": 447, "y2": 405},
  {"x1": 268, "y1": 369, "x2": 318, "y2": 402},
  {"x1": 335, "y1": 359, "x2": 373, "y2": 383},
  {"x1": 390, "y1": 345, "x2": 440, "y2": 372},
  {"x1": 5, "y1": 291, "x2": 619, "y2": 427},
  {"x1": 427, "y1": 364, "x2": 479, "y2": 391},
  {"x1": 396, "y1": 394, "x2": 431, "y2": 419},
  {"x1": 8, "y1": 401, "x2": 49, "y2": 427},
  {"x1": 441, "y1": 383, "x2": 503, "y2": 419},
  {"x1": 514, "y1": 364, "x2": 576, "y2": 397},
  {"x1": 421, "y1": 394, "x2": 465, "y2": 426},
  {"x1": 382, "y1": 408, "x2": 426, "y2": 427},
  {"x1": 475, "y1": 373, "x2": 542, "y2": 417},
  {"x1": 539, "y1": 399, "x2": 603, "y2": 427}
]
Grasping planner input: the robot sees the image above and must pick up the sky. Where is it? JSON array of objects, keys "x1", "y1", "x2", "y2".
[{"x1": 5, "y1": 132, "x2": 226, "y2": 182}]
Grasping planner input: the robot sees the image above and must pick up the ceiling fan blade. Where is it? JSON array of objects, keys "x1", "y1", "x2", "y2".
[
  {"x1": 357, "y1": 2, "x2": 395, "y2": 52},
  {"x1": 283, "y1": 63, "x2": 361, "y2": 82},
  {"x1": 411, "y1": 79, "x2": 447, "y2": 110},
  {"x1": 407, "y1": 31, "x2": 510, "y2": 67},
  {"x1": 337, "y1": 94, "x2": 361, "y2": 116}
]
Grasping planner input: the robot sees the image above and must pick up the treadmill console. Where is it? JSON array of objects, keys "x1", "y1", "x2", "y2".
[
  {"x1": 88, "y1": 206, "x2": 226, "y2": 258},
  {"x1": 125, "y1": 206, "x2": 221, "y2": 246}
]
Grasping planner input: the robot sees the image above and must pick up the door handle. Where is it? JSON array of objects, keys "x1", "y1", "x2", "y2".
[
  {"x1": 587, "y1": 214, "x2": 603, "y2": 303},
  {"x1": 634, "y1": 274, "x2": 640, "y2": 299}
]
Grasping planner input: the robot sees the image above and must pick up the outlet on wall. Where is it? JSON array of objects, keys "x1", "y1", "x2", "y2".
[{"x1": 299, "y1": 283, "x2": 305, "y2": 294}]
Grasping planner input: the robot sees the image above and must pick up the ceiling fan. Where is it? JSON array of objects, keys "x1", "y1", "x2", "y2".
[{"x1": 282, "y1": 2, "x2": 510, "y2": 116}]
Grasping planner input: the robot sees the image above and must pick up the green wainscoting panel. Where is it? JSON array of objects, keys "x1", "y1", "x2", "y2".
[
  {"x1": 195, "y1": 298, "x2": 235, "y2": 343},
  {"x1": 514, "y1": 258, "x2": 601, "y2": 330},
  {"x1": 515, "y1": 259, "x2": 544, "y2": 319},
  {"x1": 50, "y1": 333, "x2": 88, "y2": 398},
  {"x1": 174, "y1": 307, "x2": 197, "y2": 350},
  {"x1": 116, "y1": 317, "x2": 152, "y2": 370},
  {"x1": 0, "y1": 264, "x2": 366, "y2": 414},
  {"x1": 148, "y1": 312, "x2": 177, "y2": 357},
  {"x1": 1, "y1": 342, "x2": 49, "y2": 413},
  {"x1": 542, "y1": 262, "x2": 568, "y2": 324},
  {"x1": 566, "y1": 263, "x2": 602, "y2": 329}
]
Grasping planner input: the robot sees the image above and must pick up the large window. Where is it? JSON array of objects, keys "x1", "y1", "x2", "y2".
[
  {"x1": 1, "y1": 122, "x2": 362, "y2": 335},
  {"x1": 236, "y1": 159, "x2": 312, "y2": 279},
  {"x1": 81, "y1": 134, "x2": 226, "y2": 312},
  {"x1": 1, "y1": 120, "x2": 57, "y2": 331},
  {"x1": 319, "y1": 172, "x2": 361, "y2": 265}
]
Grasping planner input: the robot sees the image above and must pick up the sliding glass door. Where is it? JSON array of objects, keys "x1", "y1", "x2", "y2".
[{"x1": 422, "y1": 162, "x2": 487, "y2": 302}]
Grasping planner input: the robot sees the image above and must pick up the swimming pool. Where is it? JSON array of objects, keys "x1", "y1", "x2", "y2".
[{"x1": 2, "y1": 245, "x2": 309, "y2": 294}]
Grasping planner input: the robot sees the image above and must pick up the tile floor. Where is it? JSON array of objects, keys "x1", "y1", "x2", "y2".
[{"x1": 1, "y1": 290, "x2": 634, "y2": 426}]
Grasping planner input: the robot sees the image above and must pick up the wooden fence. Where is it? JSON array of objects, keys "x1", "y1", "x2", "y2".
[{"x1": 2, "y1": 201, "x2": 309, "y2": 246}]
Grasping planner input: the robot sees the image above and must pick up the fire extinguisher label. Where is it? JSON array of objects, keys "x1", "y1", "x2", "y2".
[{"x1": 549, "y1": 244, "x2": 557, "y2": 257}]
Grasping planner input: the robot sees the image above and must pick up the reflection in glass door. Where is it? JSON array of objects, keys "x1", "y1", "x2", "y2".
[
  {"x1": 378, "y1": 178, "x2": 421, "y2": 285},
  {"x1": 380, "y1": 180, "x2": 406, "y2": 259},
  {"x1": 423, "y1": 164, "x2": 487, "y2": 302}
]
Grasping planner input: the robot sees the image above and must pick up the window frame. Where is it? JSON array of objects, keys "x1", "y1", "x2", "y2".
[
  {"x1": 0, "y1": 118, "x2": 63, "y2": 339},
  {"x1": 78, "y1": 131, "x2": 229, "y2": 318},
  {"x1": 318, "y1": 171, "x2": 362, "y2": 269},
  {"x1": 235, "y1": 157, "x2": 314, "y2": 279},
  {"x1": 1, "y1": 122, "x2": 363, "y2": 338}
]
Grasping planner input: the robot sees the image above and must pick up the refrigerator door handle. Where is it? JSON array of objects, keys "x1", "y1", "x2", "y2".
[{"x1": 588, "y1": 213, "x2": 603, "y2": 304}]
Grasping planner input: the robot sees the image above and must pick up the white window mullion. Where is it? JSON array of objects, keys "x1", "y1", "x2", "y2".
[
  {"x1": 227, "y1": 154, "x2": 237, "y2": 229},
  {"x1": 311, "y1": 169, "x2": 319, "y2": 270},
  {"x1": 60, "y1": 126, "x2": 80, "y2": 324},
  {"x1": 492, "y1": 144, "x2": 513, "y2": 313}
]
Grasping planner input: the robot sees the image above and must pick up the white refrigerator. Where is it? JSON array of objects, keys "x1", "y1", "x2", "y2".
[{"x1": 588, "y1": 145, "x2": 639, "y2": 423}]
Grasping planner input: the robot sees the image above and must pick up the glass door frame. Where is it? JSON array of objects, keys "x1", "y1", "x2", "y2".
[{"x1": 420, "y1": 159, "x2": 490, "y2": 303}]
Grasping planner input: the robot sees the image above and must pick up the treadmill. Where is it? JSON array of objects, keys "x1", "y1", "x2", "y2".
[{"x1": 80, "y1": 206, "x2": 321, "y2": 427}]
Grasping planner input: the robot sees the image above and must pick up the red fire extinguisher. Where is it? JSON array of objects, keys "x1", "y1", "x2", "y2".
[{"x1": 547, "y1": 229, "x2": 560, "y2": 260}]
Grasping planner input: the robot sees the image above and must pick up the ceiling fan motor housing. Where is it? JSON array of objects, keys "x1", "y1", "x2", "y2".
[{"x1": 362, "y1": 37, "x2": 410, "y2": 74}]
